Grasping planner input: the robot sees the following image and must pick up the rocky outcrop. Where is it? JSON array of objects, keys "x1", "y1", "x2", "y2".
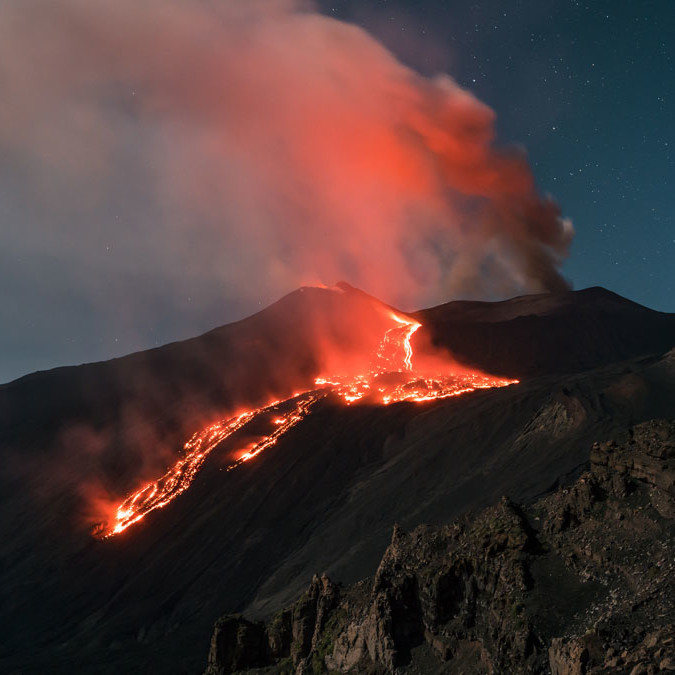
[
  {"x1": 205, "y1": 419, "x2": 675, "y2": 674},
  {"x1": 590, "y1": 418, "x2": 675, "y2": 517},
  {"x1": 549, "y1": 624, "x2": 675, "y2": 674},
  {"x1": 205, "y1": 616, "x2": 269, "y2": 675},
  {"x1": 205, "y1": 574, "x2": 340, "y2": 675},
  {"x1": 324, "y1": 499, "x2": 541, "y2": 673}
]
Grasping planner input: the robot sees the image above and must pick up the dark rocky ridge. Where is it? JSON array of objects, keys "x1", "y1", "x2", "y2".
[
  {"x1": 416, "y1": 286, "x2": 675, "y2": 378},
  {"x1": 1, "y1": 287, "x2": 675, "y2": 673},
  {"x1": 206, "y1": 419, "x2": 675, "y2": 674}
]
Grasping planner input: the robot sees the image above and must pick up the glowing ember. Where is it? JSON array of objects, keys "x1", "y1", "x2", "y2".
[{"x1": 100, "y1": 310, "x2": 517, "y2": 537}]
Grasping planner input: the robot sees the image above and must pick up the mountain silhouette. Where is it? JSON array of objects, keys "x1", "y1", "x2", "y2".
[{"x1": 1, "y1": 285, "x2": 675, "y2": 673}]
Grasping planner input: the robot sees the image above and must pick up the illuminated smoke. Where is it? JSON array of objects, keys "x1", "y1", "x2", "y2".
[
  {"x1": 0, "y1": 0, "x2": 573, "y2": 312},
  {"x1": 101, "y1": 306, "x2": 517, "y2": 537}
]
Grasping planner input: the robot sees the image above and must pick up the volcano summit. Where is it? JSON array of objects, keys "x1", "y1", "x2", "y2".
[
  {"x1": 99, "y1": 285, "x2": 517, "y2": 538},
  {"x1": 1, "y1": 284, "x2": 675, "y2": 673}
]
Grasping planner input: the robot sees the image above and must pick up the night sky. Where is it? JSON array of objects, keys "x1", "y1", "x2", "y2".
[
  {"x1": 323, "y1": 0, "x2": 674, "y2": 304},
  {"x1": 1, "y1": 0, "x2": 673, "y2": 383}
]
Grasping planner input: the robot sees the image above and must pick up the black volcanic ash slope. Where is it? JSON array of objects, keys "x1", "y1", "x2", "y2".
[
  {"x1": 416, "y1": 286, "x2": 675, "y2": 378},
  {"x1": 1, "y1": 286, "x2": 675, "y2": 674}
]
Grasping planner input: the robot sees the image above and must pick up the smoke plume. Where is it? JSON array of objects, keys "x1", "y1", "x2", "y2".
[{"x1": 0, "y1": 0, "x2": 573, "y2": 316}]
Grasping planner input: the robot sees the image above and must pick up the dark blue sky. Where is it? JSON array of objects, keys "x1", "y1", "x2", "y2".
[
  {"x1": 320, "y1": 0, "x2": 674, "y2": 310},
  {"x1": 0, "y1": 0, "x2": 673, "y2": 384}
]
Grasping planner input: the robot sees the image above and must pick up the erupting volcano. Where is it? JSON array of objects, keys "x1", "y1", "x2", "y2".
[
  {"x1": 102, "y1": 299, "x2": 517, "y2": 537},
  {"x1": 4, "y1": 285, "x2": 675, "y2": 675}
]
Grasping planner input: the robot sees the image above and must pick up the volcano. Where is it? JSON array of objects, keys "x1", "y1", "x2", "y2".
[{"x1": 1, "y1": 284, "x2": 675, "y2": 673}]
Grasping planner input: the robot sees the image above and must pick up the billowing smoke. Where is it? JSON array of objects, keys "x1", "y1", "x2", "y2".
[{"x1": 0, "y1": 0, "x2": 572, "y2": 316}]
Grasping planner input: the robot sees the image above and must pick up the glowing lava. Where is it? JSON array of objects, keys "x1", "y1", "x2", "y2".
[
  {"x1": 100, "y1": 310, "x2": 517, "y2": 537},
  {"x1": 107, "y1": 393, "x2": 323, "y2": 535},
  {"x1": 378, "y1": 313, "x2": 420, "y2": 372}
]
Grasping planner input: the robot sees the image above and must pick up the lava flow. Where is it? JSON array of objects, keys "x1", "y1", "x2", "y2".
[
  {"x1": 100, "y1": 310, "x2": 517, "y2": 537},
  {"x1": 105, "y1": 392, "x2": 324, "y2": 536}
]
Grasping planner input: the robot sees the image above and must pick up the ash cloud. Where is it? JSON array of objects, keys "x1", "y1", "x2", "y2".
[{"x1": 0, "y1": 0, "x2": 573, "y2": 377}]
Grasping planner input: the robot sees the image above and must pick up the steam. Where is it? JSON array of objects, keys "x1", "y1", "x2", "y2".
[{"x1": 0, "y1": 0, "x2": 573, "y2": 313}]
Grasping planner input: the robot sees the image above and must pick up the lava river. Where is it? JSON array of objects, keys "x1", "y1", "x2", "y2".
[{"x1": 101, "y1": 311, "x2": 517, "y2": 537}]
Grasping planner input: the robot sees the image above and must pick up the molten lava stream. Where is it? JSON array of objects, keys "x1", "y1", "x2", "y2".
[
  {"x1": 103, "y1": 392, "x2": 324, "y2": 536},
  {"x1": 100, "y1": 310, "x2": 517, "y2": 538}
]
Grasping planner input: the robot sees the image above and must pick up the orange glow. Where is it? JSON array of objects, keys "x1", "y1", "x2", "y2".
[
  {"x1": 99, "y1": 310, "x2": 517, "y2": 537},
  {"x1": 378, "y1": 312, "x2": 421, "y2": 372},
  {"x1": 315, "y1": 311, "x2": 516, "y2": 407}
]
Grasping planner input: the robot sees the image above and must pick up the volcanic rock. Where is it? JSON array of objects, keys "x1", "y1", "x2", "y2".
[
  {"x1": 205, "y1": 616, "x2": 269, "y2": 674},
  {"x1": 2, "y1": 286, "x2": 675, "y2": 673},
  {"x1": 204, "y1": 419, "x2": 675, "y2": 674}
]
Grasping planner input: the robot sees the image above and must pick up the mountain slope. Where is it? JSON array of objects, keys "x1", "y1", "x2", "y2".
[
  {"x1": 416, "y1": 286, "x2": 675, "y2": 377},
  {"x1": 1, "y1": 286, "x2": 675, "y2": 673},
  {"x1": 205, "y1": 418, "x2": 675, "y2": 674}
]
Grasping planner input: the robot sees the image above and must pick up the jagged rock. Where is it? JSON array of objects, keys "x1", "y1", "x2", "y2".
[
  {"x1": 590, "y1": 419, "x2": 675, "y2": 518},
  {"x1": 267, "y1": 608, "x2": 292, "y2": 661},
  {"x1": 290, "y1": 573, "x2": 340, "y2": 668},
  {"x1": 549, "y1": 624, "x2": 675, "y2": 675},
  {"x1": 205, "y1": 419, "x2": 675, "y2": 674},
  {"x1": 205, "y1": 615, "x2": 269, "y2": 675},
  {"x1": 548, "y1": 632, "x2": 610, "y2": 675},
  {"x1": 323, "y1": 499, "x2": 541, "y2": 672},
  {"x1": 549, "y1": 637, "x2": 589, "y2": 675},
  {"x1": 543, "y1": 476, "x2": 602, "y2": 534},
  {"x1": 204, "y1": 575, "x2": 341, "y2": 675}
]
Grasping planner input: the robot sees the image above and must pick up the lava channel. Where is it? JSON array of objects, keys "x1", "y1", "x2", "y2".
[{"x1": 99, "y1": 311, "x2": 517, "y2": 537}]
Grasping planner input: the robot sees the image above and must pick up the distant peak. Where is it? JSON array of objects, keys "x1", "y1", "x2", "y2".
[{"x1": 577, "y1": 286, "x2": 619, "y2": 297}]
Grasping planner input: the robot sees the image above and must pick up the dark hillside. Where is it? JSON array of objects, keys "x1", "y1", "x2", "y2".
[{"x1": 1, "y1": 287, "x2": 675, "y2": 673}]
